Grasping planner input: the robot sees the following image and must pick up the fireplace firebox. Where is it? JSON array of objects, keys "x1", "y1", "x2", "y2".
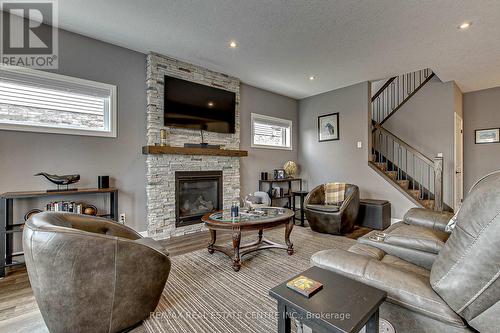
[{"x1": 175, "y1": 171, "x2": 223, "y2": 227}]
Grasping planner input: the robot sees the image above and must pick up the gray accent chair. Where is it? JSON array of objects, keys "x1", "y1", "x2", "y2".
[
  {"x1": 311, "y1": 171, "x2": 500, "y2": 333},
  {"x1": 357, "y1": 208, "x2": 454, "y2": 269},
  {"x1": 23, "y1": 212, "x2": 171, "y2": 333},
  {"x1": 304, "y1": 184, "x2": 360, "y2": 235}
]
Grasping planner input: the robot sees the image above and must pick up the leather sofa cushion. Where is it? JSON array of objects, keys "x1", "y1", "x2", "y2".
[
  {"x1": 311, "y1": 248, "x2": 466, "y2": 328},
  {"x1": 306, "y1": 204, "x2": 340, "y2": 212},
  {"x1": 358, "y1": 226, "x2": 438, "y2": 270},
  {"x1": 384, "y1": 224, "x2": 448, "y2": 254},
  {"x1": 404, "y1": 208, "x2": 454, "y2": 233}
]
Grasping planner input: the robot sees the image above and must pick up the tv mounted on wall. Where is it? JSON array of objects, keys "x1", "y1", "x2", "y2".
[{"x1": 163, "y1": 75, "x2": 236, "y2": 134}]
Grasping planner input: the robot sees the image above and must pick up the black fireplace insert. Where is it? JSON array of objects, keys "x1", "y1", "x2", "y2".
[{"x1": 175, "y1": 171, "x2": 222, "y2": 227}]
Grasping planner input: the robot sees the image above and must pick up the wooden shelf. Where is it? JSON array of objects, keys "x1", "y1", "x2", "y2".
[
  {"x1": 1, "y1": 188, "x2": 117, "y2": 199},
  {"x1": 259, "y1": 178, "x2": 301, "y2": 183},
  {"x1": 142, "y1": 146, "x2": 248, "y2": 157}
]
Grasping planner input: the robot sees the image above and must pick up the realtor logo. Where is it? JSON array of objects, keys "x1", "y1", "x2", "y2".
[{"x1": 1, "y1": 0, "x2": 58, "y2": 68}]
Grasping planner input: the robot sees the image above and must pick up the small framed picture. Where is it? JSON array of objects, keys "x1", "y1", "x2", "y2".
[
  {"x1": 318, "y1": 113, "x2": 339, "y2": 142},
  {"x1": 475, "y1": 128, "x2": 500, "y2": 144}
]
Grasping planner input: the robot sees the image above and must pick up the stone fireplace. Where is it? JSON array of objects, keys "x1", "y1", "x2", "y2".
[
  {"x1": 175, "y1": 171, "x2": 222, "y2": 228},
  {"x1": 145, "y1": 53, "x2": 241, "y2": 239}
]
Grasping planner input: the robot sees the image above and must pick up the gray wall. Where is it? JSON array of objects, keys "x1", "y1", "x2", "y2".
[
  {"x1": 298, "y1": 81, "x2": 415, "y2": 219},
  {"x1": 0, "y1": 28, "x2": 148, "y2": 231},
  {"x1": 463, "y1": 86, "x2": 500, "y2": 191},
  {"x1": 0, "y1": 29, "x2": 300, "y2": 233},
  {"x1": 383, "y1": 76, "x2": 460, "y2": 208},
  {"x1": 240, "y1": 84, "x2": 299, "y2": 196}
]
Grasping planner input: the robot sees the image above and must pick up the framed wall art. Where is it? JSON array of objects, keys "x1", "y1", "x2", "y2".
[
  {"x1": 318, "y1": 113, "x2": 339, "y2": 142},
  {"x1": 475, "y1": 128, "x2": 500, "y2": 144}
]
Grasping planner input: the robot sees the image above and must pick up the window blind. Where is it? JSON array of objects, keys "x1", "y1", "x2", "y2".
[
  {"x1": 251, "y1": 113, "x2": 292, "y2": 149},
  {"x1": 0, "y1": 66, "x2": 116, "y2": 137}
]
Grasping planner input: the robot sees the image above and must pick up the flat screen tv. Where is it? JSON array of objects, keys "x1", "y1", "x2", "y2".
[{"x1": 163, "y1": 75, "x2": 236, "y2": 134}]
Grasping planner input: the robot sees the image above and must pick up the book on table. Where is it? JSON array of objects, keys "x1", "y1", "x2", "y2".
[{"x1": 286, "y1": 275, "x2": 323, "y2": 297}]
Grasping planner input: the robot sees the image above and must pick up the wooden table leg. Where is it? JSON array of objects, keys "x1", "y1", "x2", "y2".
[
  {"x1": 366, "y1": 309, "x2": 379, "y2": 333},
  {"x1": 232, "y1": 228, "x2": 241, "y2": 271},
  {"x1": 277, "y1": 302, "x2": 291, "y2": 333},
  {"x1": 207, "y1": 229, "x2": 216, "y2": 254},
  {"x1": 285, "y1": 218, "x2": 294, "y2": 255}
]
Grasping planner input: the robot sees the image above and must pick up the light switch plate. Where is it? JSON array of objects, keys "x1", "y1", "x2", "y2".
[{"x1": 357, "y1": 141, "x2": 362, "y2": 148}]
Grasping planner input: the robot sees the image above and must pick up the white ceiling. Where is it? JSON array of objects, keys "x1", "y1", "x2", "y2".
[{"x1": 56, "y1": 0, "x2": 500, "y2": 99}]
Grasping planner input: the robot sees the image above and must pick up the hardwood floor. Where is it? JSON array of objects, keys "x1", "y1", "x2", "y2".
[{"x1": 0, "y1": 230, "x2": 231, "y2": 333}]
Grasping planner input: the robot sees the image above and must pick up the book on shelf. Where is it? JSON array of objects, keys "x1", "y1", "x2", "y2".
[
  {"x1": 286, "y1": 275, "x2": 323, "y2": 297},
  {"x1": 46, "y1": 201, "x2": 84, "y2": 214}
]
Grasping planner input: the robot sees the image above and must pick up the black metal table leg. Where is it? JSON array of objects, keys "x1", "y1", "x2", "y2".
[
  {"x1": 110, "y1": 190, "x2": 118, "y2": 222},
  {"x1": 277, "y1": 302, "x2": 291, "y2": 333},
  {"x1": 366, "y1": 309, "x2": 379, "y2": 333},
  {"x1": 299, "y1": 194, "x2": 305, "y2": 227},
  {"x1": 0, "y1": 199, "x2": 6, "y2": 278}
]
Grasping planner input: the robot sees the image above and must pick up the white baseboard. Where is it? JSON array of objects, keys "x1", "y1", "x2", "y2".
[
  {"x1": 138, "y1": 231, "x2": 148, "y2": 237},
  {"x1": 391, "y1": 218, "x2": 400, "y2": 225}
]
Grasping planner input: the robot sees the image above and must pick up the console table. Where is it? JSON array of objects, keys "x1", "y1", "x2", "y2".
[{"x1": 0, "y1": 188, "x2": 118, "y2": 278}]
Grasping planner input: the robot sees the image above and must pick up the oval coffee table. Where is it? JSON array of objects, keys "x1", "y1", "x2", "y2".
[{"x1": 202, "y1": 207, "x2": 295, "y2": 271}]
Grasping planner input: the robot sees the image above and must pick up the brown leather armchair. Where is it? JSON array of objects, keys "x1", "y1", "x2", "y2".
[
  {"x1": 304, "y1": 184, "x2": 360, "y2": 235},
  {"x1": 23, "y1": 212, "x2": 171, "y2": 333}
]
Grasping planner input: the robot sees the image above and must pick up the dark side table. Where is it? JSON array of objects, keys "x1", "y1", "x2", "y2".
[
  {"x1": 269, "y1": 266, "x2": 386, "y2": 333},
  {"x1": 292, "y1": 191, "x2": 308, "y2": 227}
]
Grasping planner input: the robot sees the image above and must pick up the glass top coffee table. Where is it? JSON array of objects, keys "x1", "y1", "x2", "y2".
[{"x1": 202, "y1": 207, "x2": 295, "y2": 271}]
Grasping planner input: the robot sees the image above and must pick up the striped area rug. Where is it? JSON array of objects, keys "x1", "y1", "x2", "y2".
[{"x1": 143, "y1": 227, "x2": 356, "y2": 333}]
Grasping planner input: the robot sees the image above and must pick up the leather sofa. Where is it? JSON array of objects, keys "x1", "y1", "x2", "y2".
[
  {"x1": 357, "y1": 208, "x2": 454, "y2": 269},
  {"x1": 304, "y1": 184, "x2": 359, "y2": 235},
  {"x1": 23, "y1": 212, "x2": 171, "y2": 333},
  {"x1": 311, "y1": 171, "x2": 500, "y2": 333}
]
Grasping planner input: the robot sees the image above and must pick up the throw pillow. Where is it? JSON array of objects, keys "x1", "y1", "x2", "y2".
[{"x1": 325, "y1": 182, "x2": 346, "y2": 205}]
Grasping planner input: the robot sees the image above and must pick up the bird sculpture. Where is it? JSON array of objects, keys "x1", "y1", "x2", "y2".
[{"x1": 35, "y1": 172, "x2": 80, "y2": 191}]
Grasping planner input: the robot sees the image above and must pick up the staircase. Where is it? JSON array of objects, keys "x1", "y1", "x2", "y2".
[{"x1": 369, "y1": 68, "x2": 445, "y2": 211}]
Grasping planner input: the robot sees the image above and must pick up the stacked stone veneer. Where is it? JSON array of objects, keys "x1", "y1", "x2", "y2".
[{"x1": 146, "y1": 52, "x2": 241, "y2": 239}]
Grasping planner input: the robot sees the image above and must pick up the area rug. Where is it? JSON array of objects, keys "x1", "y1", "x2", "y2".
[{"x1": 143, "y1": 227, "x2": 356, "y2": 333}]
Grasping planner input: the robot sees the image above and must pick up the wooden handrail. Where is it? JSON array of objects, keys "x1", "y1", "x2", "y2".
[
  {"x1": 371, "y1": 77, "x2": 396, "y2": 102},
  {"x1": 373, "y1": 124, "x2": 435, "y2": 166}
]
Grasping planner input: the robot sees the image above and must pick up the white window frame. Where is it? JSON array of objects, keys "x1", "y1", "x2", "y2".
[
  {"x1": 251, "y1": 113, "x2": 293, "y2": 150},
  {"x1": 0, "y1": 65, "x2": 117, "y2": 138}
]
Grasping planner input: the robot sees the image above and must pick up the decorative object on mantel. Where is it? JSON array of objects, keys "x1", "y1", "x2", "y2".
[
  {"x1": 318, "y1": 112, "x2": 340, "y2": 142},
  {"x1": 34, "y1": 172, "x2": 80, "y2": 192},
  {"x1": 475, "y1": 128, "x2": 499, "y2": 144},
  {"x1": 183, "y1": 130, "x2": 222, "y2": 149},
  {"x1": 142, "y1": 145, "x2": 248, "y2": 157},
  {"x1": 284, "y1": 161, "x2": 298, "y2": 178},
  {"x1": 160, "y1": 129, "x2": 169, "y2": 147},
  {"x1": 261, "y1": 172, "x2": 269, "y2": 180}
]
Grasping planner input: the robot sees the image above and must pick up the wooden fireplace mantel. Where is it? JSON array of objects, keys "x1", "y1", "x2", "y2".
[{"x1": 141, "y1": 146, "x2": 248, "y2": 157}]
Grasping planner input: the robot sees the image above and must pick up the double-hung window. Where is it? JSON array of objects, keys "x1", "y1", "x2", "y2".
[
  {"x1": 251, "y1": 113, "x2": 292, "y2": 150},
  {"x1": 0, "y1": 66, "x2": 117, "y2": 137}
]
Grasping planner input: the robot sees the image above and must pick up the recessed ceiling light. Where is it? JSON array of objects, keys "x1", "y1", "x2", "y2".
[
  {"x1": 229, "y1": 41, "x2": 238, "y2": 48},
  {"x1": 309, "y1": 76, "x2": 316, "y2": 81},
  {"x1": 459, "y1": 22, "x2": 472, "y2": 30}
]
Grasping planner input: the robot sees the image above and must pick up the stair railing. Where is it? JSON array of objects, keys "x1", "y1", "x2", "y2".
[
  {"x1": 372, "y1": 124, "x2": 443, "y2": 211},
  {"x1": 372, "y1": 68, "x2": 434, "y2": 125}
]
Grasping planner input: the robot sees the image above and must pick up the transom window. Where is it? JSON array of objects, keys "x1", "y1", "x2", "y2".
[
  {"x1": 251, "y1": 113, "x2": 292, "y2": 150},
  {"x1": 0, "y1": 66, "x2": 116, "y2": 137}
]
